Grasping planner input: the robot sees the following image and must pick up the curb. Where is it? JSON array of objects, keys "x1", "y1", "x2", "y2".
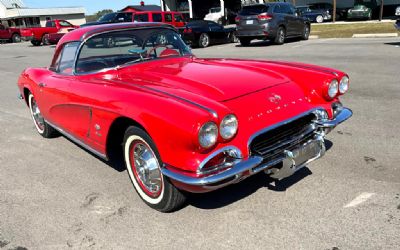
[{"x1": 352, "y1": 33, "x2": 398, "y2": 38}]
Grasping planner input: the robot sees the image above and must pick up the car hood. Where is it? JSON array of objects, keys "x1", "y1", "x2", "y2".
[{"x1": 118, "y1": 57, "x2": 290, "y2": 102}]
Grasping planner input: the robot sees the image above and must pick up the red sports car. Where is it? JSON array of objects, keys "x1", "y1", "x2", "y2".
[{"x1": 17, "y1": 23, "x2": 352, "y2": 212}]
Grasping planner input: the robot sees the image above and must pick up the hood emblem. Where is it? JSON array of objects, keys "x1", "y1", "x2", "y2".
[{"x1": 268, "y1": 94, "x2": 282, "y2": 104}]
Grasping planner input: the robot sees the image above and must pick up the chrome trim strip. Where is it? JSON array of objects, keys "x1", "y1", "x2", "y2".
[
  {"x1": 197, "y1": 146, "x2": 242, "y2": 173},
  {"x1": 268, "y1": 61, "x2": 339, "y2": 76},
  {"x1": 315, "y1": 108, "x2": 352, "y2": 128},
  {"x1": 162, "y1": 155, "x2": 264, "y2": 187},
  {"x1": 46, "y1": 120, "x2": 108, "y2": 160}
]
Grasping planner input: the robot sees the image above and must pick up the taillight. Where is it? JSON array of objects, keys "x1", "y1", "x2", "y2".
[
  {"x1": 257, "y1": 14, "x2": 272, "y2": 21},
  {"x1": 235, "y1": 16, "x2": 240, "y2": 23},
  {"x1": 183, "y1": 28, "x2": 192, "y2": 33}
]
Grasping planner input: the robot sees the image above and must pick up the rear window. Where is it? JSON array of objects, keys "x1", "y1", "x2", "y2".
[
  {"x1": 239, "y1": 5, "x2": 269, "y2": 15},
  {"x1": 152, "y1": 13, "x2": 162, "y2": 22},
  {"x1": 45, "y1": 21, "x2": 55, "y2": 27}
]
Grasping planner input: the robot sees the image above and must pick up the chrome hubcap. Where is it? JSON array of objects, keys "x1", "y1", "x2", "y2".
[
  {"x1": 31, "y1": 98, "x2": 45, "y2": 130},
  {"x1": 131, "y1": 141, "x2": 162, "y2": 197},
  {"x1": 279, "y1": 30, "x2": 284, "y2": 42},
  {"x1": 201, "y1": 35, "x2": 209, "y2": 47}
]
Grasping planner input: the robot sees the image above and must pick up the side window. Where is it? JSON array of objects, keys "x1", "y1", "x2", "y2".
[
  {"x1": 165, "y1": 13, "x2": 173, "y2": 22},
  {"x1": 134, "y1": 14, "x2": 149, "y2": 22},
  {"x1": 59, "y1": 21, "x2": 72, "y2": 27},
  {"x1": 0, "y1": 24, "x2": 5, "y2": 30},
  {"x1": 152, "y1": 13, "x2": 162, "y2": 22},
  {"x1": 174, "y1": 14, "x2": 183, "y2": 22},
  {"x1": 57, "y1": 42, "x2": 80, "y2": 75},
  {"x1": 273, "y1": 5, "x2": 282, "y2": 14}
]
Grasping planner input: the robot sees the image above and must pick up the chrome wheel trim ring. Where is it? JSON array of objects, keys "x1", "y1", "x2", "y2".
[
  {"x1": 304, "y1": 26, "x2": 310, "y2": 38},
  {"x1": 124, "y1": 135, "x2": 164, "y2": 204},
  {"x1": 28, "y1": 94, "x2": 45, "y2": 134},
  {"x1": 201, "y1": 34, "x2": 209, "y2": 47},
  {"x1": 279, "y1": 29, "x2": 285, "y2": 43},
  {"x1": 316, "y1": 15, "x2": 323, "y2": 23}
]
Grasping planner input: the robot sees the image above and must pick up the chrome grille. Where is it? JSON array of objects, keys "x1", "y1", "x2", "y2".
[{"x1": 250, "y1": 113, "x2": 317, "y2": 161}]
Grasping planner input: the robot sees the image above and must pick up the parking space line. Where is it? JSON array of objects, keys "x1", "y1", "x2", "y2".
[{"x1": 344, "y1": 192, "x2": 375, "y2": 208}]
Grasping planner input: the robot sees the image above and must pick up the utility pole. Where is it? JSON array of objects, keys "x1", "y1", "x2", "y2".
[
  {"x1": 333, "y1": 0, "x2": 336, "y2": 23},
  {"x1": 379, "y1": 0, "x2": 384, "y2": 21}
]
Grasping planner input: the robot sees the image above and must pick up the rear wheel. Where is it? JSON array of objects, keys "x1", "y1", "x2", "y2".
[
  {"x1": 229, "y1": 32, "x2": 239, "y2": 43},
  {"x1": 274, "y1": 27, "x2": 286, "y2": 45},
  {"x1": 123, "y1": 126, "x2": 186, "y2": 212},
  {"x1": 302, "y1": 24, "x2": 310, "y2": 40},
  {"x1": 28, "y1": 93, "x2": 57, "y2": 138},
  {"x1": 42, "y1": 34, "x2": 49, "y2": 46},
  {"x1": 316, "y1": 15, "x2": 324, "y2": 23},
  {"x1": 12, "y1": 33, "x2": 21, "y2": 43},
  {"x1": 198, "y1": 33, "x2": 210, "y2": 48},
  {"x1": 239, "y1": 38, "x2": 251, "y2": 46},
  {"x1": 31, "y1": 40, "x2": 41, "y2": 46}
]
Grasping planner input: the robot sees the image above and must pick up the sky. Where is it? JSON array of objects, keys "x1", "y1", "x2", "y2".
[{"x1": 23, "y1": 0, "x2": 160, "y2": 14}]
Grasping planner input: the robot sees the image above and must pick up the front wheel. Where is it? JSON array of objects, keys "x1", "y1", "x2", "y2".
[
  {"x1": 28, "y1": 93, "x2": 57, "y2": 138},
  {"x1": 316, "y1": 15, "x2": 324, "y2": 23},
  {"x1": 123, "y1": 126, "x2": 186, "y2": 212},
  {"x1": 198, "y1": 33, "x2": 210, "y2": 48}
]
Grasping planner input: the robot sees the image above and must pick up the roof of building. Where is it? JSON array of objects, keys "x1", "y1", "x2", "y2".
[
  {"x1": 0, "y1": 0, "x2": 25, "y2": 9},
  {"x1": 121, "y1": 5, "x2": 161, "y2": 12},
  {"x1": 5, "y1": 7, "x2": 86, "y2": 18}
]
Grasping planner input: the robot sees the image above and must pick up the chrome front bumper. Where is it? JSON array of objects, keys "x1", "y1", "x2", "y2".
[{"x1": 162, "y1": 107, "x2": 352, "y2": 192}]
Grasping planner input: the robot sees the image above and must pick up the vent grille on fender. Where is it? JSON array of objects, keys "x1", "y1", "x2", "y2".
[{"x1": 250, "y1": 113, "x2": 317, "y2": 161}]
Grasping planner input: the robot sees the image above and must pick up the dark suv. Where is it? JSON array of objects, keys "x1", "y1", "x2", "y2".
[{"x1": 236, "y1": 3, "x2": 310, "y2": 46}]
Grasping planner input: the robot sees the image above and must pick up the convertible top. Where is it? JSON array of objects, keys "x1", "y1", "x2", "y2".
[{"x1": 56, "y1": 22, "x2": 175, "y2": 49}]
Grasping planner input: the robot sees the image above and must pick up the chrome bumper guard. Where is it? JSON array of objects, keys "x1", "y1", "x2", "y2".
[{"x1": 162, "y1": 108, "x2": 352, "y2": 190}]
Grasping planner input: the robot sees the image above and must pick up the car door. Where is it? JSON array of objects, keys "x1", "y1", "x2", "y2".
[
  {"x1": 0, "y1": 25, "x2": 8, "y2": 39},
  {"x1": 38, "y1": 41, "x2": 92, "y2": 140},
  {"x1": 208, "y1": 21, "x2": 225, "y2": 42}
]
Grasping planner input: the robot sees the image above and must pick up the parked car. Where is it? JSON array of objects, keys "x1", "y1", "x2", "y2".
[
  {"x1": 0, "y1": 24, "x2": 21, "y2": 43},
  {"x1": 17, "y1": 22, "x2": 352, "y2": 212},
  {"x1": 235, "y1": 2, "x2": 310, "y2": 46},
  {"x1": 182, "y1": 20, "x2": 237, "y2": 48},
  {"x1": 296, "y1": 6, "x2": 328, "y2": 23},
  {"x1": 347, "y1": 5, "x2": 372, "y2": 20},
  {"x1": 204, "y1": 7, "x2": 237, "y2": 25},
  {"x1": 20, "y1": 20, "x2": 78, "y2": 46},
  {"x1": 43, "y1": 27, "x2": 76, "y2": 45},
  {"x1": 82, "y1": 11, "x2": 186, "y2": 28},
  {"x1": 308, "y1": 2, "x2": 333, "y2": 20}
]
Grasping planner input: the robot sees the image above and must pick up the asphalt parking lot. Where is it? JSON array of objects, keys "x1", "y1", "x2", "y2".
[{"x1": 0, "y1": 38, "x2": 399, "y2": 249}]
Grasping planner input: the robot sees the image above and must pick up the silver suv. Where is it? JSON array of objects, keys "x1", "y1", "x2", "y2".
[{"x1": 236, "y1": 3, "x2": 310, "y2": 46}]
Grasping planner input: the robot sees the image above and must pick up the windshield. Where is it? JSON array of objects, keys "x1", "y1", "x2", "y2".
[
  {"x1": 353, "y1": 5, "x2": 366, "y2": 10},
  {"x1": 98, "y1": 13, "x2": 117, "y2": 22},
  {"x1": 297, "y1": 7, "x2": 311, "y2": 13},
  {"x1": 76, "y1": 28, "x2": 192, "y2": 74},
  {"x1": 239, "y1": 5, "x2": 269, "y2": 15},
  {"x1": 210, "y1": 7, "x2": 221, "y2": 13}
]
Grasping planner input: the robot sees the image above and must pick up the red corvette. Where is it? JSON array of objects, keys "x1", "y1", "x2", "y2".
[{"x1": 17, "y1": 23, "x2": 352, "y2": 212}]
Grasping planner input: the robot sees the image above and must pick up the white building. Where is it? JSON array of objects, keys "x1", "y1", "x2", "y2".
[{"x1": 0, "y1": 0, "x2": 86, "y2": 28}]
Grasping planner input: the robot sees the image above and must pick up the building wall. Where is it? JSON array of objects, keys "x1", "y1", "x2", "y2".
[
  {"x1": 39, "y1": 13, "x2": 86, "y2": 26},
  {"x1": 0, "y1": 3, "x2": 6, "y2": 17}
]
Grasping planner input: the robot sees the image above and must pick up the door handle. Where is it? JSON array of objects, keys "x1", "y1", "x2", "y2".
[{"x1": 38, "y1": 82, "x2": 46, "y2": 87}]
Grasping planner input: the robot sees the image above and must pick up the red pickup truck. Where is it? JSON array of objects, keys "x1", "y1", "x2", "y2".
[
  {"x1": 0, "y1": 24, "x2": 21, "y2": 43},
  {"x1": 21, "y1": 19, "x2": 78, "y2": 46}
]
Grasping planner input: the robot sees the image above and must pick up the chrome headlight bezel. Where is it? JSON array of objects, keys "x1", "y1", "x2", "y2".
[
  {"x1": 220, "y1": 114, "x2": 238, "y2": 140},
  {"x1": 339, "y1": 76, "x2": 349, "y2": 94},
  {"x1": 198, "y1": 122, "x2": 218, "y2": 149},
  {"x1": 328, "y1": 79, "x2": 339, "y2": 99}
]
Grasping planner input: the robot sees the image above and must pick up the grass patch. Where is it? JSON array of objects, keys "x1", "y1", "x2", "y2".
[{"x1": 310, "y1": 22, "x2": 399, "y2": 38}]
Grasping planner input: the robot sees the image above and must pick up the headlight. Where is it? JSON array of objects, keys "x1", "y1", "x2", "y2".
[
  {"x1": 339, "y1": 76, "x2": 349, "y2": 94},
  {"x1": 220, "y1": 114, "x2": 238, "y2": 140},
  {"x1": 198, "y1": 122, "x2": 218, "y2": 149},
  {"x1": 328, "y1": 79, "x2": 339, "y2": 99}
]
